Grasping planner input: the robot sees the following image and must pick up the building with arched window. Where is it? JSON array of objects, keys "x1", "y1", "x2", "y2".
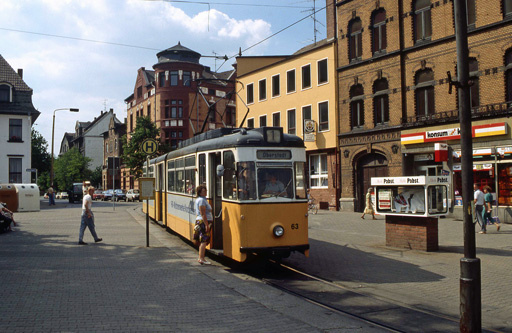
[{"x1": 334, "y1": 0, "x2": 512, "y2": 216}]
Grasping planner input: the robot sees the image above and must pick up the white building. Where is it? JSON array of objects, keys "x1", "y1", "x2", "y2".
[{"x1": 0, "y1": 55, "x2": 39, "y2": 184}]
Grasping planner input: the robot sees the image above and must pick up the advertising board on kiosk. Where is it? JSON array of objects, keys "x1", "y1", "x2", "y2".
[{"x1": 371, "y1": 176, "x2": 450, "y2": 217}]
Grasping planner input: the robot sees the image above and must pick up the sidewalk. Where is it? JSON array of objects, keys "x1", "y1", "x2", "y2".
[
  {"x1": 285, "y1": 210, "x2": 512, "y2": 332},
  {"x1": 0, "y1": 201, "x2": 386, "y2": 332}
]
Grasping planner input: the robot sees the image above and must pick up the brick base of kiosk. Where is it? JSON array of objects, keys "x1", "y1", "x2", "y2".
[{"x1": 385, "y1": 215, "x2": 439, "y2": 252}]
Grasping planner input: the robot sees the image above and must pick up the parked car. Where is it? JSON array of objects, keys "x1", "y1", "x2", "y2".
[
  {"x1": 68, "y1": 183, "x2": 83, "y2": 203},
  {"x1": 56, "y1": 192, "x2": 68, "y2": 199},
  {"x1": 43, "y1": 193, "x2": 49, "y2": 199},
  {"x1": 92, "y1": 190, "x2": 104, "y2": 201},
  {"x1": 126, "y1": 189, "x2": 140, "y2": 202},
  {"x1": 103, "y1": 190, "x2": 113, "y2": 201},
  {"x1": 113, "y1": 189, "x2": 126, "y2": 202}
]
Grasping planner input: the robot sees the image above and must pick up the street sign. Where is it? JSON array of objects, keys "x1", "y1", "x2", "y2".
[
  {"x1": 138, "y1": 177, "x2": 155, "y2": 200},
  {"x1": 26, "y1": 168, "x2": 37, "y2": 172},
  {"x1": 141, "y1": 138, "x2": 158, "y2": 155}
]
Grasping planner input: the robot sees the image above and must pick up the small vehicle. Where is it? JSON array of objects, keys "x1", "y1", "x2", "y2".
[
  {"x1": 56, "y1": 192, "x2": 68, "y2": 199},
  {"x1": 103, "y1": 190, "x2": 113, "y2": 201},
  {"x1": 126, "y1": 189, "x2": 140, "y2": 202},
  {"x1": 43, "y1": 193, "x2": 49, "y2": 199},
  {"x1": 113, "y1": 189, "x2": 126, "y2": 201},
  {"x1": 92, "y1": 190, "x2": 104, "y2": 201},
  {"x1": 68, "y1": 183, "x2": 83, "y2": 203}
]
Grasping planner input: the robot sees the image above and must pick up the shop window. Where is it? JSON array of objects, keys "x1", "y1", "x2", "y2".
[
  {"x1": 348, "y1": 18, "x2": 363, "y2": 61},
  {"x1": 414, "y1": 0, "x2": 432, "y2": 42},
  {"x1": 415, "y1": 69, "x2": 435, "y2": 116},
  {"x1": 310, "y1": 154, "x2": 328, "y2": 188},
  {"x1": 372, "y1": 9, "x2": 387, "y2": 54},
  {"x1": 373, "y1": 78, "x2": 389, "y2": 125},
  {"x1": 350, "y1": 84, "x2": 365, "y2": 129}
]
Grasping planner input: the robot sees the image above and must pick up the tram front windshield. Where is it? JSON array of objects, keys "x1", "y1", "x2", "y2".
[{"x1": 257, "y1": 165, "x2": 293, "y2": 199}]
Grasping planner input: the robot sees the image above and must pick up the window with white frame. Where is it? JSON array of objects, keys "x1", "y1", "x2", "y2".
[
  {"x1": 318, "y1": 59, "x2": 328, "y2": 85},
  {"x1": 247, "y1": 118, "x2": 254, "y2": 128},
  {"x1": 259, "y1": 115, "x2": 267, "y2": 127},
  {"x1": 272, "y1": 74, "x2": 280, "y2": 97},
  {"x1": 9, "y1": 119, "x2": 22, "y2": 141},
  {"x1": 310, "y1": 154, "x2": 328, "y2": 188},
  {"x1": 301, "y1": 64, "x2": 311, "y2": 89},
  {"x1": 287, "y1": 69, "x2": 296, "y2": 93},
  {"x1": 247, "y1": 83, "x2": 254, "y2": 104},
  {"x1": 259, "y1": 79, "x2": 267, "y2": 101},
  {"x1": 9, "y1": 158, "x2": 22, "y2": 183},
  {"x1": 302, "y1": 105, "x2": 312, "y2": 135},
  {"x1": 287, "y1": 109, "x2": 296, "y2": 134},
  {"x1": 318, "y1": 101, "x2": 329, "y2": 131}
]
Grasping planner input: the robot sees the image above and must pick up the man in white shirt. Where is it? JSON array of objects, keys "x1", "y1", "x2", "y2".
[
  {"x1": 78, "y1": 186, "x2": 102, "y2": 245},
  {"x1": 474, "y1": 183, "x2": 485, "y2": 234}
]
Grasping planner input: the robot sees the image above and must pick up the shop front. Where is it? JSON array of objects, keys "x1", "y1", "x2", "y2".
[{"x1": 401, "y1": 120, "x2": 512, "y2": 222}]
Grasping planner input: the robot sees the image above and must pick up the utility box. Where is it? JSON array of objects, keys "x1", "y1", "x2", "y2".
[
  {"x1": 0, "y1": 184, "x2": 19, "y2": 212},
  {"x1": 14, "y1": 184, "x2": 40, "y2": 212},
  {"x1": 371, "y1": 176, "x2": 450, "y2": 252}
]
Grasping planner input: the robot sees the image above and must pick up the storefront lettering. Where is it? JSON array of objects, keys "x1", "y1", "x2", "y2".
[
  {"x1": 407, "y1": 178, "x2": 419, "y2": 184},
  {"x1": 383, "y1": 179, "x2": 395, "y2": 184}
]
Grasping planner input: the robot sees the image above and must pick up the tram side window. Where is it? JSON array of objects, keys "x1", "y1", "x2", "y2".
[
  {"x1": 237, "y1": 162, "x2": 256, "y2": 200},
  {"x1": 223, "y1": 151, "x2": 236, "y2": 199},
  {"x1": 167, "y1": 160, "x2": 175, "y2": 192},
  {"x1": 295, "y1": 162, "x2": 307, "y2": 199},
  {"x1": 185, "y1": 156, "x2": 196, "y2": 195},
  {"x1": 176, "y1": 158, "x2": 185, "y2": 193}
]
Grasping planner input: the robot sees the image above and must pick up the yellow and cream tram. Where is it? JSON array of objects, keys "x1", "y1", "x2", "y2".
[{"x1": 143, "y1": 127, "x2": 309, "y2": 262}]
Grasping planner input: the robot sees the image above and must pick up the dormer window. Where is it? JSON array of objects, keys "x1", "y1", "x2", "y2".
[{"x1": 0, "y1": 84, "x2": 12, "y2": 102}]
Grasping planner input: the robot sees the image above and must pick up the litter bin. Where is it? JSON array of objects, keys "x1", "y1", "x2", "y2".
[
  {"x1": 0, "y1": 184, "x2": 19, "y2": 212},
  {"x1": 14, "y1": 184, "x2": 40, "y2": 212}
]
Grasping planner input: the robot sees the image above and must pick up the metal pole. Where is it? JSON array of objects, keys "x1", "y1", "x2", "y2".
[
  {"x1": 50, "y1": 112, "x2": 56, "y2": 187},
  {"x1": 454, "y1": 0, "x2": 481, "y2": 331},
  {"x1": 112, "y1": 157, "x2": 115, "y2": 211},
  {"x1": 494, "y1": 147, "x2": 499, "y2": 219},
  {"x1": 146, "y1": 155, "x2": 150, "y2": 247}
]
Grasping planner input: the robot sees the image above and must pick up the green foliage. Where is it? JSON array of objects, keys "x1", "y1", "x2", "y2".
[
  {"x1": 121, "y1": 116, "x2": 168, "y2": 178},
  {"x1": 31, "y1": 128, "x2": 51, "y2": 182},
  {"x1": 37, "y1": 171, "x2": 50, "y2": 192},
  {"x1": 54, "y1": 147, "x2": 92, "y2": 191},
  {"x1": 89, "y1": 166, "x2": 103, "y2": 189}
]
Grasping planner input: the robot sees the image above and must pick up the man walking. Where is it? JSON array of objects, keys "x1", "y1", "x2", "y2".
[
  {"x1": 78, "y1": 186, "x2": 102, "y2": 245},
  {"x1": 474, "y1": 183, "x2": 485, "y2": 234}
]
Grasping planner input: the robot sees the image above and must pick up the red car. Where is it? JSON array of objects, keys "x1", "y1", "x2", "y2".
[{"x1": 92, "y1": 190, "x2": 104, "y2": 201}]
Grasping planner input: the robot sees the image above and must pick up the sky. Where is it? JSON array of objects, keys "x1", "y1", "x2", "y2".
[{"x1": 0, "y1": 0, "x2": 326, "y2": 155}]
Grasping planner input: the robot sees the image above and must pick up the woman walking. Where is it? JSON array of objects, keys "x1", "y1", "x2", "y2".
[
  {"x1": 361, "y1": 187, "x2": 376, "y2": 220},
  {"x1": 194, "y1": 185, "x2": 213, "y2": 265}
]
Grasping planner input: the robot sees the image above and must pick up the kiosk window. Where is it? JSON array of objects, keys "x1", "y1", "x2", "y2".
[{"x1": 428, "y1": 185, "x2": 447, "y2": 214}]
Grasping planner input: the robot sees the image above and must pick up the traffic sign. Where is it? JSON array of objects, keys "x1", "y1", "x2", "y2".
[
  {"x1": 26, "y1": 168, "x2": 37, "y2": 172},
  {"x1": 141, "y1": 138, "x2": 158, "y2": 155}
]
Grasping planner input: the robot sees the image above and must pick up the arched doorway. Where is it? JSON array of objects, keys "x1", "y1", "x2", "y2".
[{"x1": 355, "y1": 153, "x2": 388, "y2": 212}]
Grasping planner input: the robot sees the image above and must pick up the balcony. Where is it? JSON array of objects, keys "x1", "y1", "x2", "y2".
[{"x1": 401, "y1": 101, "x2": 512, "y2": 128}]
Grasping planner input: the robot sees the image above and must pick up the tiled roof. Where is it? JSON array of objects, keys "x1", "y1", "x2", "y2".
[{"x1": 0, "y1": 54, "x2": 31, "y2": 91}]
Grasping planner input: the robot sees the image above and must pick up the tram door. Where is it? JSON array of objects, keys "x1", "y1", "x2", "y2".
[
  {"x1": 209, "y1": 152, "x2": 223, "y2": 249},
  {"x1": 157, "y1": 163, "x2": 164, "y2": 223}
]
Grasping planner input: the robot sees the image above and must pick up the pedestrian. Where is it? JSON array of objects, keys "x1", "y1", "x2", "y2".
[
  {"x1": 48, "y1": 186, "x2": 55, "y2": 206},
  {"x1": 474, "y1": 183, "x2": 486, "y2": 234},
  {"x1": 0, "y1": 202, "x2": 15, "y2": 232},
  {"x1": 483, "y1": 185, "x2": 500, "y2": 232},
  {"x1": 361, "y1": 187, "x2": 376, "y2": 220},
  {"x1": 78, "y1": 186, "x2": 102, "y2": 245},
  {"x1": 194, "y1": 185, "x2": 212, "y2": 265}
]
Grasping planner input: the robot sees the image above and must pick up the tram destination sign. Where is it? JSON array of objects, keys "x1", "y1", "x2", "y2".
[{"x1": 257, "y1": 150, "x2": 292, "y2": 160}]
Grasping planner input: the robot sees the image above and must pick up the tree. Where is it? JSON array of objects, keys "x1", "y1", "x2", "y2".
[
  {"x1": 121, "y1": 116, "x2": 168, "y2": 178},
  {"x1": 31, "y1": 128, "x2": 51, "y2": 184},
  {"x1": 89, "y1": 166, "x2": 103, "y2": 189},
  {"x1": 53, "y1": 147, "x2": 92, "y2": 191}
]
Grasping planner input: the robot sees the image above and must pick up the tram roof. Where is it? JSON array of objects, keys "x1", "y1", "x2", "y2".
[{"x1": 152, "y1": 127, "x2": 304, "y2": 163}]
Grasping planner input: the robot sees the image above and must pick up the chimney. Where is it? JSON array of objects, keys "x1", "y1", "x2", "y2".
[
  {"x1": 110, "y1": 108, "x2": 114, "y2": 113},
  {"x1": 17, "y1": 69, "x2": 23, "y2": 79}
]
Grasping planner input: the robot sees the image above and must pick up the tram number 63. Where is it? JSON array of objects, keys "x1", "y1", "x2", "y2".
[{"x1": 291, "y1": 223, "x2": 299, "y2": 230}]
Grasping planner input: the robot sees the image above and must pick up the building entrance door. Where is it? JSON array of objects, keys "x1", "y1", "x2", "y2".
[{"x1": 356, "y1": 153, "x2": 388, "y2": 212}]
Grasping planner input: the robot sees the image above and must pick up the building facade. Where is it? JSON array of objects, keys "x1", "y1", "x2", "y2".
[
  {"x1": 236, "y1": 39, "x2": 340, "y2": 210},
  {"x1": 123, "y1": 42, "x2": 237, "y2": 187},
  {"x1": 102, "y1": 116, "x2": 126, "y2": 190},
  {"x1": 0, "y1": 55, "x2": 40, "y2": 184},
  {"x1": 334, "y1": 0, "x2": 512, "y2": 213}
]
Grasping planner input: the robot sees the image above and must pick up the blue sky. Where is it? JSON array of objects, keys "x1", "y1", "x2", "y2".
[{"x1": 0, "y1": 0, "x2": 326, "y2": 153}]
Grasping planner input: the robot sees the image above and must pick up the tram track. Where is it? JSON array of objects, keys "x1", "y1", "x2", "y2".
[{"x1": 233, "y1": 258, "x2": 501, "y2": 333}]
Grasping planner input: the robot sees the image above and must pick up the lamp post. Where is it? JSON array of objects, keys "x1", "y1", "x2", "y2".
[{"x1": 50, "y1": 108, "x2": 79, "y2": 187}]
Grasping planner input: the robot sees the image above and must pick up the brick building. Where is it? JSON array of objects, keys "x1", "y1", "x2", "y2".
[
  {"x1": 102, "y1": 114, "x2": 126, "y2": 190},
  {"x1": 333, "y1": 0, "x2": 512, "y2": 212},
  {"x1": 124, "y1": 43, "x2": 236, "y2": 188}
]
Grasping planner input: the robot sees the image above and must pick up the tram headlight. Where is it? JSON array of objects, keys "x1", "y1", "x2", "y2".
[{"x1": 273, "y1": 225, "x2": 284, "y2": 237}]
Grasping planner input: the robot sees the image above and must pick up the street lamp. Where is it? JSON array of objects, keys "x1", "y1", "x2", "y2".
[{"x1": 50, "y1": 108, "x2": 79, "y2": 187}]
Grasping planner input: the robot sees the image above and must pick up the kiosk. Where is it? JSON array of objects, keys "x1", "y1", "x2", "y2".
[{"x1": 371, "y1": 176, "x2": 450, "y2": 251}]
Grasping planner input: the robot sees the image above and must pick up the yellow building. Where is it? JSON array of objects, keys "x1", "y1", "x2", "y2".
[{"x1": 236, "y1": 39, "x2": 340, "y2": 210}]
